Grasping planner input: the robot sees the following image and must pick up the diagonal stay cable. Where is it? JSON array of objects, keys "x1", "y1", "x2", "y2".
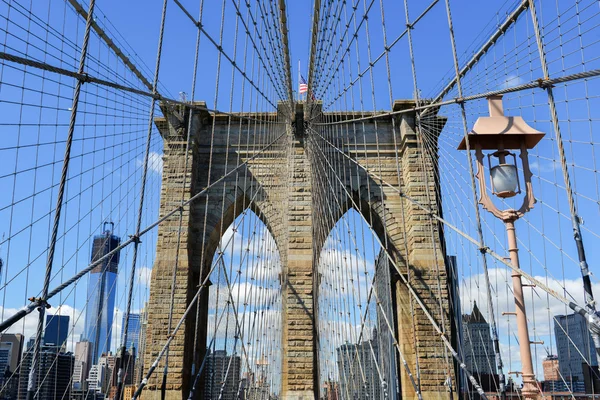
[
  {"x1": 25, "y1": 1, "x2": 97, "y2": 398},
  {"x1": 66, "y1": 0, "x2": 154, "y2": 91},
  {"x1": 0, "y1": 129, "x2": 287, "y2": 333},
  {"x1": 527, "y1": 0, "x2": 600, "y2": 358},
  {"x1": 308, "y1": 126, "x2": 600, "y2": 332},
  {"x1": 428, "y1": 0, "x2": 529, "y2": 106},
  {"x1": 306, "y1": 127, "x2": 489, "y2": 398},
  {"x1": 171, "y1": 0, "x2": 285, "y2": 111},
  {"x1": 309, "y1": 146, "x2": 423, "y2": 398},
  {"x1": 187, "y1": 210, "x2": 278, "y2": 399},
  {"x1": 0, "y1": 50, "x2": 282, "y2": 125},
  {"x1": 317, "y1": 0, "x2": 439, "y2": 108},
  {"x1": 311, "y1": 67, "x2": 600, "y2": 126}
]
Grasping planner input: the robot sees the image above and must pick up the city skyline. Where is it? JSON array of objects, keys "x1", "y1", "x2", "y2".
[{"x1": 0, "y1": 221, "x2": 151, "y2": 399}]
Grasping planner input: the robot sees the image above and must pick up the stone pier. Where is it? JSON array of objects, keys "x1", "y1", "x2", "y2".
[{"x1": 144, "y1": 100, "x2": 454, "y2": 399}]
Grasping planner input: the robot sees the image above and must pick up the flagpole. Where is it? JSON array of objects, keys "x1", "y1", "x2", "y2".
[{"x1": 298, "y1": 59, "x2": 300, "y2": 102}]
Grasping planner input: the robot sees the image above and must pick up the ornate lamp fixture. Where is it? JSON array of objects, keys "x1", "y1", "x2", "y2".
[
  {"x1": 458, "y1": 94, "x2": 545, "y2": 400},
  {"x1": 458, "y1": 94, "x2": 544, "y2": 221}
]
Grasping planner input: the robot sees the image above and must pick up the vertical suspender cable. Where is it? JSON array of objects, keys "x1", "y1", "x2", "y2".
[{"x1": 26, "y1": 1, "x2": 96, "y2": 399}]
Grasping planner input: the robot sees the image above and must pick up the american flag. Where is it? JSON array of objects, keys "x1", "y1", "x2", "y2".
[{"x1": 299, "y1": 75, "x2": 308, "y2": 94}]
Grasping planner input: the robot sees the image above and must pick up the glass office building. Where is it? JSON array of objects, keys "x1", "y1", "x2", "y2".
[
  {"x1": 83, "y1": 222, "x2": 120, "y2": 363},
  {"x1": 44, "y1": 314, "x2": 69, "y2": 348},
  {"x1": 121, "y1": 313, "x2": 141, "y2": 355}
]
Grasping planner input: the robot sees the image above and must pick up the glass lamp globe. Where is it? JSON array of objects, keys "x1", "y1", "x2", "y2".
[{"x1": 490, "y1": 164, "x2": 519, "y2": 198}]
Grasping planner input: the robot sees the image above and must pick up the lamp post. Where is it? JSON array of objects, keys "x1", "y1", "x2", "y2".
[{"x1": 458, "y1": 95, "x2": 544, "y2": 400}]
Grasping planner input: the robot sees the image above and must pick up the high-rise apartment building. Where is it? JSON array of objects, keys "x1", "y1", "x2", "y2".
[
  {"x1": 110, "y1": 348, "x2": 136, "y2": 389},
  {"x1": 336, "y1": 329, "x2": 381, "y2": 400},
  {"x1": 374, "y1": 251, "x2": 398, "y2": 399},
  {"x1": 462, "y1": 301, "x2": 497, "y2": 375},
  {"x1": 44, "y1": 314, "x2": 69, "y2": 349},
  {"x1": 87, "y1": 364, "x2": 106, "y2": 394},
  {"x1": 100, "y1": 352, "x2": 117, "y2": 394},
  {"x1": 18, "y1": 345, "x2": 73, "y2": 400},
  {"x1": 541, "y1": 355, "x2": 571, "y2": 393},
  {"x1": 86, "y1": 352, "x2": 117, "y2": 396},
  {"x1": 203, "y1": 349, "x2": 242, "y2": 400},
  {"x1": 554, "y1": 313, "x2": 598, "y2": 392},
  {"x1": 134, "y1": 304, "x2": 148, "y2": 384},
  {"x1": 83, "y1": 222, "x2": 120, "y2": 363},
  {"x1": 323, "y1": 380, "x2": 340, "y2": 400},
  {"x1": 122, "y1": 385, "x2": 135, "y2": 400},
  {"x1": 73, "y1": 341, "x2": 93, "y2": 391},
  {"x1": 543, "y1": 355, "x2": 560, "y2": 381},
  {"x1": 0, "y1": 333, "x2": 23, "y2": 399}
]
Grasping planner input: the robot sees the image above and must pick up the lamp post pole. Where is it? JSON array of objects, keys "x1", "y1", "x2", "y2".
[
  {"x1": 505, "y1": 217, "x2": 538, "y2": 399},
  {"x1": 458, "y1": 94, "x2": 545, "y2": 400}
]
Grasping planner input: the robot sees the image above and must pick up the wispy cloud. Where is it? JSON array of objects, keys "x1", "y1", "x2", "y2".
[
  {"x1": 136, "y1": 266, "x2": 152, "y2": 288},
  {"x1": 500, "y1": 74, "x2": 524, "y2": 89},
  {"x1": 136, "y1": 151, "x2": 163, "y2": 175},
  {"x1": 530, "y1": 160, "x2": 559, "y2": 174},
  {"x1": 460, "y1": 268, "x2": 599, "y2": 380},
  {"x1": 2, "y1": 304, "x2": 85, "y2": 352}
]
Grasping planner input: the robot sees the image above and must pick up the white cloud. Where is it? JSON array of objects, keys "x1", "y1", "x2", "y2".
[
  {"x1": 206, "y1": 308, "x2": 282, "y2": 346},
  {"x1": 111, "y1": 307, "x2": 123, "y2": 353},
  {"x1": 2, "y1": 304, "x2": 85, "y2": 353},
  {"x1": 136, "y1": 266, "x2": 152, "y2": 288},
  {"x1": 209, "y1": 281, "x2": 281, "y2": 314},
  {"x1": 460, "y1": 268, "x2": 597, "y2": 335},
  {"x1": 136, "y1": 151, "x2": 163, "y2": 175},
  {"x1": 530, "y1": 160, "x2": 559, "y2": 174},
  {"x1": 214, "y1": 223, "x2": 281, "y2": 283},
  {"x1": 1, "y1": 302, "x2": 139, "y2": 356},
  {"x1": 500, "y1": 74, "x2": 524, "y2": 89},
  {"x1": 318, "y1": 245, "x2": 376, "y2": 304},
  {"x1": 460, "y1": 268, "x2": 599, "y2": 381},
  {"x1": 220, "y1": 224, "x2": 270, "y2": 258}
]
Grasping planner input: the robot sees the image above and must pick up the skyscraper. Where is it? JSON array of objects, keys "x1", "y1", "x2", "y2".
[
  {"x1": 18, "y1": 345, "x2": 74, "y2": 400},
  {"x1": 87, "y1": 364, "x2": 106, "y2": 394},
  {"x1": 83, "y1": 222, "x2": 120, "y2": 363},
  {"x1": 44, "y1": 314, "x2": 69, "y2": 349},
  {"x1": 203, "y1": 349, "x2": 241, "y2": 400},
  {"x1": 374, "y1": 251, "x2": 398, "y2": 399},
  {"x1": 462, "y1": 301, "x2": 497, "y2": 375},
  {"x1": 73, "y1": 341, "x2": 92, "y2": 391},
  {"x1": 89, "y1": 352, "x2": 117, "y2": 395},
  {"x1": 0, "y1": 333, "x2": 23, "y2": 399},
  {"x1": 134, "y1": 304, "x2": 148, "y2": 384},
  {"x1": 121, "y1": 313, "x2": 141, "y2": 355},
  {"x1": 114, "y1": 348, "x2": 136, "y2": 387},
  {"x1": 336, "y1": 330, "x2": 381, "y2": 400},
  {"x1": 554, "y1": 313, "x2": 598, "y2": 392}
]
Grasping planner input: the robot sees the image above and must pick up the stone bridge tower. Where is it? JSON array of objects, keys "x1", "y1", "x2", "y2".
[{"x1": 144, "y1": 100, "x2": 454, "y2": 400}]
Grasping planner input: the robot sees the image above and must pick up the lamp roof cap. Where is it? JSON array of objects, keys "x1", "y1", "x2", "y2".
[{"x1": 458, "y1": 95, "x2": 544, "y2": 150}]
